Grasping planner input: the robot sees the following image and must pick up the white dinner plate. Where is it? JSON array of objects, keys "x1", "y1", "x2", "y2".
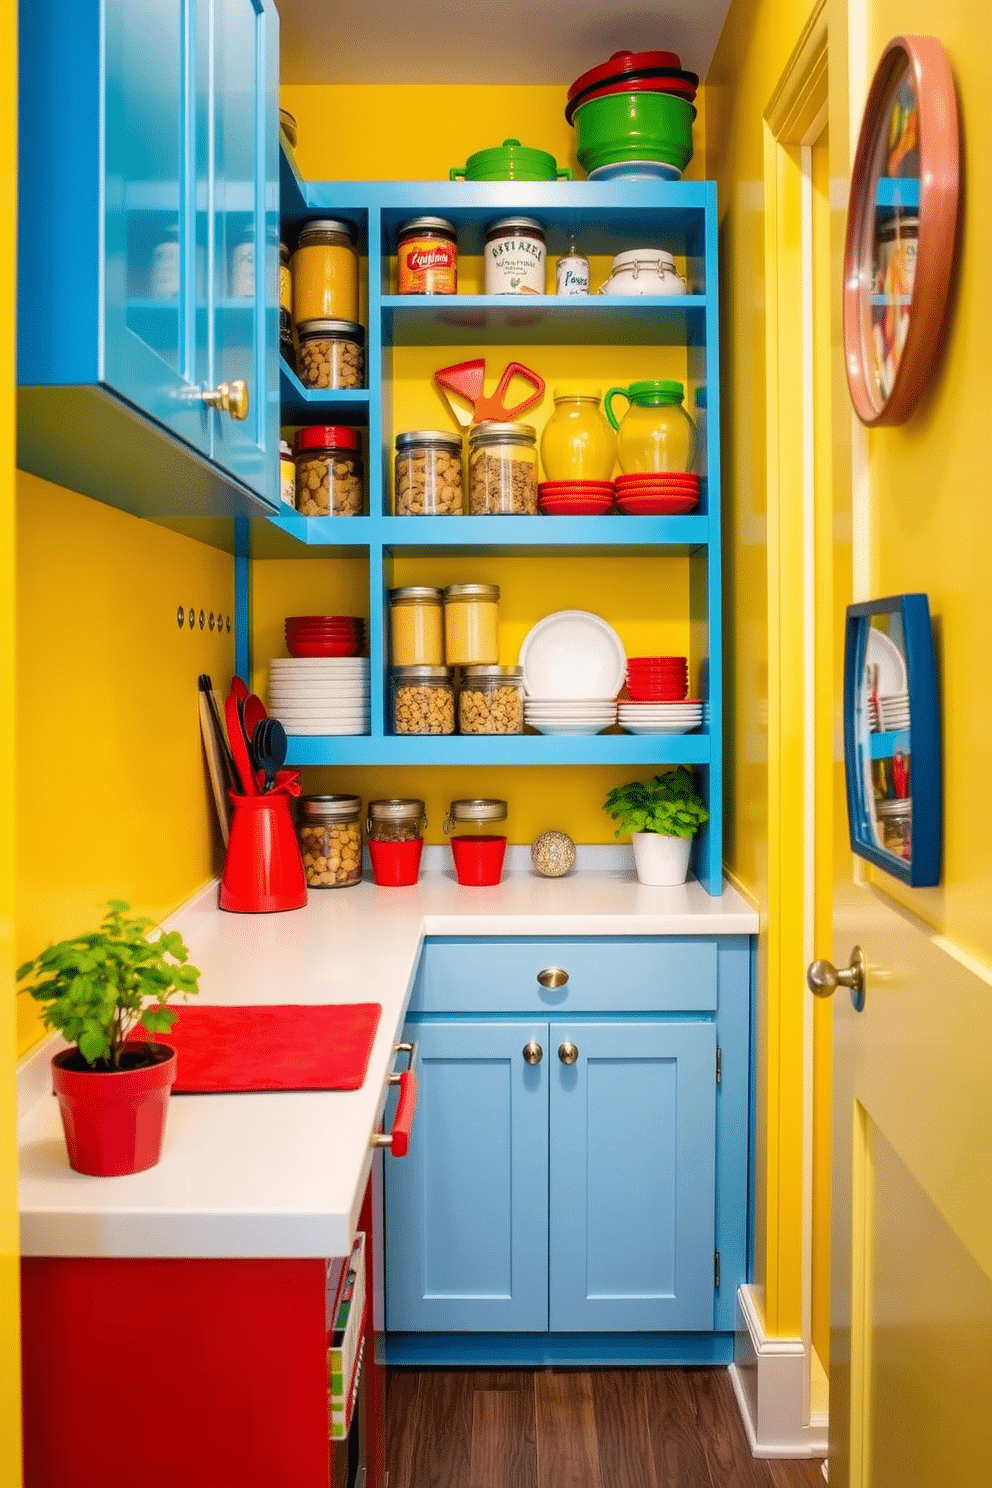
[
  {"x1": 524, "y1": 705, "x2": 618, "y2": 717},
  {"x1": 519, "y1": 611, "x2": 626, "y2": 700},
  {"x1": 527, "y1": 721, "x2": 615, "y2": 735},
  {"x1": 279, "y1": 722, "x2": 371, "y2": 735},
  {"x1": 269, "y1": 688, "x2": 370, "y2": 701},
  {"x1": 619, "y1": 721, "x2": 701, "y2": 735}
]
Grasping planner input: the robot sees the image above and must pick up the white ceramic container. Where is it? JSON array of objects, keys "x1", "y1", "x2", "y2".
[
  {"x1": 599, "y1": 249, "x2": 687, "y2": 297},
  {"x1": 630, "y1": 831, "x2": 692, "y2": 885}
]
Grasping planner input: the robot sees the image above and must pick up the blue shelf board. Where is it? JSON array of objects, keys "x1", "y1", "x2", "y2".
[
  {"x1": 869, "y1": 727, "x2": 910, "y2": 759},
  {"x1": 875, "y1": 177, "x2": 920, "y2": 211},
  {"x1": 279, "y1": 361, "x2": 370, "y2": 425},
  {"x1": 253, "y1": 510, "x2": 710, "y2": 553},
  {"x1": 381, "y1": 295, "x2": 707, "y2": 348},
  {"x1": 284, "y1": 733, "x2": 712, "y2": 767}
]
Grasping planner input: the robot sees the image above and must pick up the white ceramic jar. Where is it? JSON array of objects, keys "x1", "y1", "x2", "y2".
[{"x1": 599, "y1": 249, "x2": 687, "y2": 297}]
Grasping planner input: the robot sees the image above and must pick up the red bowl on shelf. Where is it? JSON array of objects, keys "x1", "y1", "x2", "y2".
[
  {"x1": 538, "y1": 481, "x2": 615, "y2": 494},
  {"x1": 626, "y1": 679, "x2": 689, "y2": 701},
  {"x1": 617, "y1": 493, "x2": 699, "y2": 515},
  {"x1": 538, "y1": 497, "x2": 614, "y2": 516},
  {"x1": 615, "y1": 473, "x2": 701, "y2": 488},
  {"x1": 285, "y1": 638, "x2": 364, "y2": 658}
]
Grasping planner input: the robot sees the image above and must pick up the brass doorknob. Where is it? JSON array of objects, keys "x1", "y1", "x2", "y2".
[
  {"x1": 537, "y1": 967, "x2": 569, "y2": 989},
  {"x1": 807, "y1": 946, "x2": 866, "y2": 1011},
  {"x1": 523, "y1": 1041, "x2": 543, "y2": 1065},
  {"x1": 202, "y1": 379, "x2": 249, "y2": 421},
  {"x1": 558, "y1": 1041, "x2": 579, "y2": 1065}
]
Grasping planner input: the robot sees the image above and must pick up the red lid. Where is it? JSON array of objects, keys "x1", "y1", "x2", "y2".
[
  {"x1": 567, "y1": 49, "x2": 685, "y2": 104},
  {"x1": 566, "y1": 74, "x2": 698, "y2": 124},
  {"x1": 294, "y1": 425, "x2": 360, "y2": 453}
]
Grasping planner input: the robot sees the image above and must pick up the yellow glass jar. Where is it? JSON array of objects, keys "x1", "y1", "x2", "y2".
[
  {"x1": 603, "y1": 380, "x2": 698, "y2": 474},
  {"x1": 539, "y1": 388, "x2": 616, "y2": 481},
  {"x1": 389, "y1": 586, "x2": 444, "y2": 667},
  {"x1": 292, "y1": 219, "x2": 359, "y2": 325},
  {"x1": 443, "y1": 584, "x2": 500, "y2": 666}
]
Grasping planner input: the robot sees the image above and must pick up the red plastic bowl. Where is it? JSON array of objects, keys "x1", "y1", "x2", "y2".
[
  {"x1": 615, "y1": 472, "x2": 701, "y2": 486},
  {"x1": 616, "y1": 493, "x2": 699, "y2": 515},
  {"x1": 626, "y1": 680, "x2": 689, "y2": 701},
  {"x1": 538, "y1": 481, "x2": 615, "y2": 494},
  {"x1": 286, "y1": 638, "x2": 362, "y2": 658},
  {"x1": 285, "y1": 614, "x2": 364, "y2": 626},
  {"x1": 567, "y1": 49, "x2": 685, "y2": 104}
]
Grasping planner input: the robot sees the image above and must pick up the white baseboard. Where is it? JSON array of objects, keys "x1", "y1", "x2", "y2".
[{"x1": 729, "y1": 1284, "x2": 828, "y2": 1458}]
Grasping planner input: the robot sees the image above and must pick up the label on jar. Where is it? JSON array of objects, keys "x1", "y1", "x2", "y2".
[
  {"x1": 485, "y1": 233, "x2": 546, "y2": 295},
  {"x1": 280, "y1": 261, "x2": 292, "y2": 314},
  {"x1": 279, "y1": 456, "x2": 295, "y2": 507},
  {"x1": 556, "y1": 255, "x2": 589, "y2": 296},
  {"x1": 399, "y1": 238, "x2": 457, "y2": 295}
]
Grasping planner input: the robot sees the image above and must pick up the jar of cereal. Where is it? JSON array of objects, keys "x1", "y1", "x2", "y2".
[
  {"x1": 394, "y1": 431, "x2": 464, "y2": 515},
  {"x1": 296, "y1": 794, "x2": 363, "y2": 888},
  {"x1": 468, "y1": 423, "x2": 538, "y2": 514},
  {"x1": 458, "y1": 666, "x2": 524, "y2": 734},
  {"x1": 391, "y1": 665, "x2": 455, "y2": 735},
  {"x1": 293, "y1": 426, "x2": 364, "y2": 516},
  {"x1": 296, "y1": 319, "x2": 365, "y2": 390}
]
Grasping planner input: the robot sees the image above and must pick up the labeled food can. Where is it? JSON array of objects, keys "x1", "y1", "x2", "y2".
[
  {"x1": 397, "y1": 217, "x2": 457, "y2": 295},
  {"x1": 279, "y1": 439, "x2": 295, "y2": 507},
  {"x1": 556, "y1": 252, "x2": 589, "y2": 296},
  {"x1": 484, "y1": 216, "x2": 546, "y2": 295}
]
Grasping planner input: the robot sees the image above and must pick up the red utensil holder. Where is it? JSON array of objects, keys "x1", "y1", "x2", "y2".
[
  {"x1": 368, "y1": 836, "x2": 424, "y2": 887},
  {"x1": 220, "y1": 792, "x2": 308, "y2": 913},
  {"x1": 450, "y1": 834, "x2": 507, "y2": 886}
]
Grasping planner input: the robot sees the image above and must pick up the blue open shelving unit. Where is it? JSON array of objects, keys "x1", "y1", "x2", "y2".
[{"x1": 239, "y1": 149, "x2": 724, "y2": 893}]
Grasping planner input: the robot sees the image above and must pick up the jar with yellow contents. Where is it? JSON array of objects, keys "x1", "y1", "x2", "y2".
[
  {"x1": 292, "y1": 219, "x2": 359, "y2": 325},
  {"x1": 389, "y1": 586, "x2": 444, "y2": 667},
  {"x1": 603, "y1": 379, "x2": 698, "y2": 473},
  {"x1": 442, "y1": 584, "x2": 500, "y2": 666},
  {"x1": 539, "y1": 387, "x2": 616, "y2": 481}
]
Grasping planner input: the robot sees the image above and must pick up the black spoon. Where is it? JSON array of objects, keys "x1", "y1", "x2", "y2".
[{"x1": 252, "y1": 717, "x2": 287, "y2": 793}]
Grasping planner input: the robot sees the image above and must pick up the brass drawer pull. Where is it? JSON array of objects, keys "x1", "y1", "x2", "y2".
[
  {"x1": 537, "y1": 966, "x2": 569, "y2": 989},
  {"x1": 558, "y1": 1041, "x2": 579, "y2": 1065},
  {"x1": 523, "y1": 1041, "x2": 543, "y2": 1065},
  {"x1": 202, "y1": 378, "x2": 249, "y2": 420}
]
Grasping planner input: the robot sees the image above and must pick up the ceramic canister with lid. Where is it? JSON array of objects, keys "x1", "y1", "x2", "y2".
[
  {"x1": 443, "y1": 798, "x2": 510, "y2": 886},
  {"x1": 366, "y1": 798, "x2": 427, "y2": 886},
  {"x1": 484, "y1": 217, "x2": 547, "y2": 295},
  {"x1": 599, "y1": 249, "x2": 687, "y2": 296}
]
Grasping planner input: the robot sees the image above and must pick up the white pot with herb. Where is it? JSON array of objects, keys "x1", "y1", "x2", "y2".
[{"x1": 602, "y1": 767, "x2": 709, "y2": 886}]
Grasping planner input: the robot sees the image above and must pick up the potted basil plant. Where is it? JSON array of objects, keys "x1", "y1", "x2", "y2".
[
  {"x1": 17, "y1": 901, "x2": 200, "y2": 1176},
  {"x1": 603, "y1": 767, "x2": 710, "y2": 886}
]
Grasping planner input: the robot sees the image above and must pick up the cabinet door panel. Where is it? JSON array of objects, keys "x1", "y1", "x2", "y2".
[
  {"x1": 384, "y1": 1021, "x2": 548, "y2": 1332},
  {"x1": 549, "y1": 1021, "x2": 716, "y2": 1332}
]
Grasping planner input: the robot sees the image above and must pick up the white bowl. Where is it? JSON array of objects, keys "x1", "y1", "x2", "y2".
[{"x1": 519, "y1": 611, "x2": 625, "y2": 699}]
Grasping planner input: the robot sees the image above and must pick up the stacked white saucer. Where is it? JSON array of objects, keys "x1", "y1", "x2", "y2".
[
  {"x1": 617, "y1": 699, "x2": 704, "y2": 735},
  {"x1": 524, "y1": 699, "x2": 618, "y2": 736},
  {"x1": 268, "y1": 658, "x2": 370, "y2": 735}
]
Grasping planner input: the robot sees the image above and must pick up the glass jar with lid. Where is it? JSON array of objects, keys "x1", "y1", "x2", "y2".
[
  {"x1": 296, "y1": 319, "x2": 365, "y2": 390},
  {"x1": 443, "y1": 798, "x2": 510, "y2": 886},
  {"x1": 458, "y1": 666, "x2": 524, "y2": 734},
  {"x1": 279, "y1": 439, "x2": 295, "y2": 508},
  {"x1": 539, "y1": 388, "x2": 616, "y2": 482},
  {"x1": 603, "y1": 380, "x2": 698, "y2": 474},
  {"x1": 292, "y1": 218, "x2": 359, "y2": 324},
  {"x1": 279, "y1": 242, "x2": 294, "y2": 365},
  {"x1": 468, "y1": 423, "x2": 538, "y2": 514},
  {"x1": 296, "y1": 794, "x2": 363, "y2": 888},
  {"x1": 397, "y1": 217, "x2": 458, "y2": 295},
  {"x1": 394, "y1": 431, "x2": 464, "y2": 515},
  {"x1": 391, "y1": 665, "x2": 455, "y2": 734},
  {"x1": 366, "y1": 799, "x2": 427, "y2": 886},
  {"x1": 389, "y1": 586, "x2": 444, "y2": 667},
  {"x1": 294, "y1": 426, "x2": 363, "y2": 516},
  {"x1": 442, "y1": 583, "x2": 500, "y2": 665},
  {"x1": 484, "y1": 216, "x2": 546, "y2": 295}
]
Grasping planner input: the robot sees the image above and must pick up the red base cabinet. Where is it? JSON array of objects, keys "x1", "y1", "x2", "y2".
[{"x1": 20, "y1": 1183, "x2": 383, "y2": 1488}]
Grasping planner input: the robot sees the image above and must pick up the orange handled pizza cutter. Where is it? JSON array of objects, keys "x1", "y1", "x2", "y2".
[{"x1": 434, "y1": 358, "x2": 545, "y2": 428}]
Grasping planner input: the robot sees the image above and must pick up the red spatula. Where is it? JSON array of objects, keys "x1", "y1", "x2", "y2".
[{"x1": 434, "y1": 358, "x2": 545, "y2": 427}]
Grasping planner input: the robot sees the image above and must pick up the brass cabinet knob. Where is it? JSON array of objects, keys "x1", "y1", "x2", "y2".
[
  {"x1": 558, "y1": 1041, "x2": 579, "y2": 1065},
  {"x1": 806, "y1": 946, "x2": 866, "y2": 1011},
  {"x1": 523, "y1": 1041, "x2": 543, "y2": 1065},
  {"x1": 537, "y1": 967, "x2": 569, "y2": 989},
  {"x1": 202, "y1": 379, "x2": 249, "y2": 421}
]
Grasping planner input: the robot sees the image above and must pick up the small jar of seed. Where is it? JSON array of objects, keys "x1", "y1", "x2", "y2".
[
  {"x1": 394, "y1": 430, "x2": 464, "y2": 516},
  {"x1": 458, "y1": 665, "x2": 525, "y2": 734},
  {"x1": 296, "y1": 318, "x2": 365, "y2": 390},
  {"x1": 294, "y1": 425, "x2": 364, "y2": 516},
  {"x1": 468, "y1": 422, "x2": 538, "y2": 514},
  {"x1": 296, "y1": 794, "x2": 363, "y2": 888},
  {"x1": 367, "y1": 798, "x2": 427, "y2": 844},
  {"x1": 391, "y1": 665, "x2": 455, "y2": 735}
]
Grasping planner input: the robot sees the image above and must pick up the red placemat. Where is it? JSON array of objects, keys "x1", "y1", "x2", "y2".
[{"x1": 128, "y1": 1004, "x2": 382, "y2": 1092}]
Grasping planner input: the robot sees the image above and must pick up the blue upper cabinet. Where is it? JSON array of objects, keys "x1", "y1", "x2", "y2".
[{"x1": 17, "y1": 0, "x2": 279, "y2": 524}]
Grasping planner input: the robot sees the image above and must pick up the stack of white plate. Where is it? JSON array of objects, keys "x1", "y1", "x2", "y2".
[
  {"x1": 524, "y1": 699, "x2": 618, "y2": 736},
  {"x1": 618, "y1": 700, "x2": 704, "y2": 735},
  {"x1": 268, "y1": 658, "x2": 370, "y2": 735},
  {"x1": 877, "y1": 691, "x2": 910, "y2": 731}
]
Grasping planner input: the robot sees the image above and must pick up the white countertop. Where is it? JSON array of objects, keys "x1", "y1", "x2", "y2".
[{"x1": 17, "y1": 863, "x2": 757, "y2": 1261}]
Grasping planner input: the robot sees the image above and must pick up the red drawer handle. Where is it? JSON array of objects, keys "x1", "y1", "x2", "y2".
[{"x1": 388, "y1": 1069, "x2": 417, "y2": 1158}]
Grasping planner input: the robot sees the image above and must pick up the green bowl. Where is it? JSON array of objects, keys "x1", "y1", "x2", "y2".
[{"x1": 573, "y1": 91, "x2": 695, "y2": 174}]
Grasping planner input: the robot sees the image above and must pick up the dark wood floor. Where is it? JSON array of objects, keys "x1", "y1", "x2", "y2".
[{"x1": 386, "y1": 1367, "x2": 824, "y2": 1488}]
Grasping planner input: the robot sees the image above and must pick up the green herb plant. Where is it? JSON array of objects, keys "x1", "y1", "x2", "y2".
[
  {"x1": 16, "y1": 901, "x2": 200, "y2": 1070},
  {"x1": 603, "y1": 767, "x2": 710, "y2": 839}
]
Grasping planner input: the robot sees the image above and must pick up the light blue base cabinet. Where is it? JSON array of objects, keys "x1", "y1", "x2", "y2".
[
  {"x1": 384, "y1": 935, "x2": 752, "y2": 1367},
  {"x1": 17, "y1": 0, "x2": 280, "y2": 523}
]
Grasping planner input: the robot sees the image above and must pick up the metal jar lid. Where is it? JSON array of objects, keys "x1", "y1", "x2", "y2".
[
  {"x1": 298, "y1": 218, "x2": 356, "y2": 243},
  {"x1": 395, "y1": 430, "x2": 464, "y2": 453},
  {"x1": 398, "y1": 216, "x2": 456, "y2": 238},
  {"x1": 299, "y1": 793, "x2": 362, "y2": 820},
  {"x1": 485, "y1": 216, "x2": 546, "y2": 239},
  {"x1": 876, "y1": 799, "x2": 913, "y2": 818},
  {"x1": 391, "y1": 665, "x2": 453, "y2": 681},
  {"x1": 295, "y1": 318, "x2": 365, "y2": 341},
  {"x1": 390, "y1": 585, "x2": 444, "y2": 606},
  {"x1": 444, "y1": 797, "x2": 509, "y2": 828},
  {"x1": 367, "y1": 798, "x2": 427, "y2": 822},
  {"x1": 461, "y1": 665, "x2": 523, "y2": 683},
  {"x1": 468, "y1": 422, "x2": 536, "y2": 448},
  {"x1": 442, "y1": 583, "x2": 501, "y2": 602}
]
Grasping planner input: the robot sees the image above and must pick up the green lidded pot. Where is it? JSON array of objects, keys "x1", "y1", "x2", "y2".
[
  {"x1": 450, "y1": 138, "x2": 572, "y2": 181},
  {"x1": 603, "y1": 379, "x2": 698, "y2": 474}
]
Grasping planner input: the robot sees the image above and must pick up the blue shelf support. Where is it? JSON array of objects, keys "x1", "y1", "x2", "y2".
[{"x1": 234, "y1": 516, "x2": 252, "y2": 684}]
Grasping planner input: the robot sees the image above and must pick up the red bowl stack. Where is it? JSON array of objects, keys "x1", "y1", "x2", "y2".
[
  {"x1": 285, "y1": 615, "x2": 366, "y2": 659},
  {"x1": 615, "y1": 471, "x2": 700, "y2": 515},
  {"x1": 538, "y1": 481, "x2": 615, "y2": 516},
  {"x1": 626, "y1": 655, "x2": 689, "y2": 701}
]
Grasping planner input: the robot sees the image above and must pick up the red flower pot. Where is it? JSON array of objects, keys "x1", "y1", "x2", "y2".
[
  {"x1": 450, "y1": 834, "x2": 508, "y2": 886},
  {"x1": 368, "y1": 837, "x2": 424, "y2": 886},
  {"x1": 51, "y1": 1044, "x2": 177, "y2": 1176}
]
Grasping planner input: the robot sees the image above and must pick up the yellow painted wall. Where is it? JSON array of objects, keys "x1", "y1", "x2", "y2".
[{"x1": 1, "y1": 0, "x2": 21, "y2": 1475}]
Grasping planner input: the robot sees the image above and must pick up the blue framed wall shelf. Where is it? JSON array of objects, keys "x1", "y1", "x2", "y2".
[
  {"x1": 236, "y1": 151, "x2": 726, "y2": 894},
  {"x1": 843, "y1": 593, "x2": 941, "y2": 886}
]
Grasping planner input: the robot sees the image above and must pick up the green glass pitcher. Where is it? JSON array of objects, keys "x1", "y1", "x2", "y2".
[{"x1": 603, "y1": 379, "x2": 698, "y2": 473}]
